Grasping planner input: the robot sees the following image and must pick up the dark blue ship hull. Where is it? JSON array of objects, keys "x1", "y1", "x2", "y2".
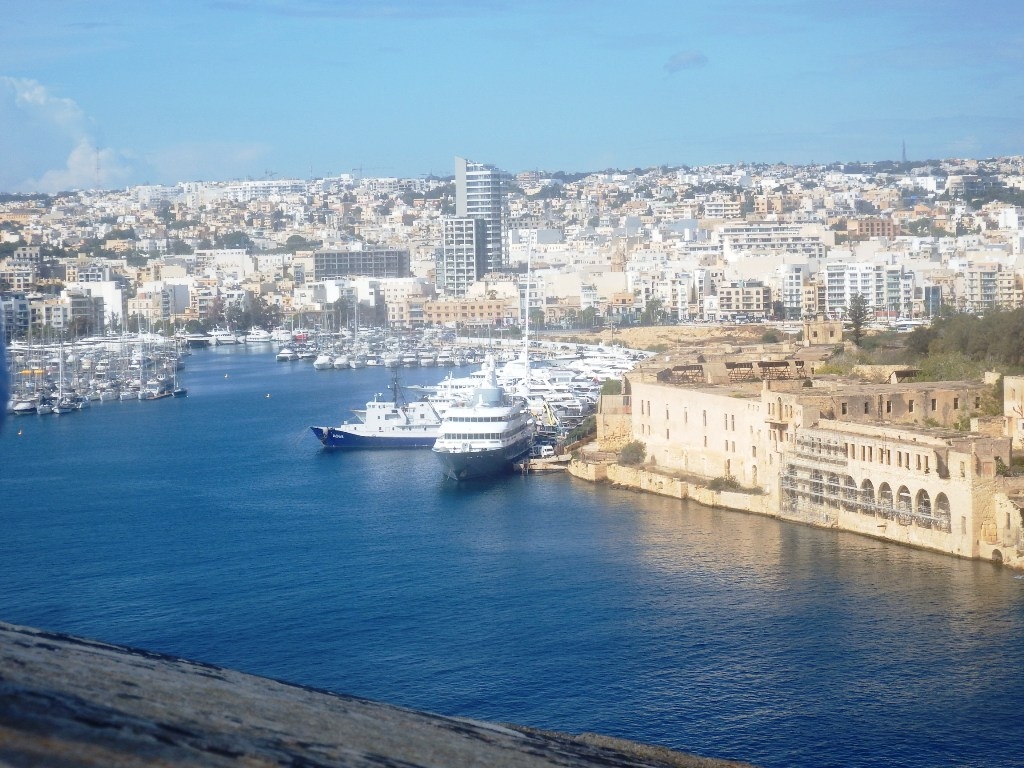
[{"x1": 310, "y1": 426, "x2": 437, "y2": 449}]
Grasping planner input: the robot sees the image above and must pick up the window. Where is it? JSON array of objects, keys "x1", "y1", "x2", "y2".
[
  {"x1": 886, "y1": 400, "x2": 892, "y2": 414},
  {"x1": 954, "y1": 397, "x2": 960, "y2": 410},
  {"x1": 841, "y1": 402, "x2": 848, "y2": 415},
  {"x1": 864, "y1": 402, "x2": 870, "y2": 414},
  {"x1": 908, "y1": 400, "x2": 915, "y2": 413},
  {"x1": 931, "y1": 398, "x2": 937, "y2": 411}
]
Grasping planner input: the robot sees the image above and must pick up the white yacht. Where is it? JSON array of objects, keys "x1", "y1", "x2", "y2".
[
  {"x1": 432, "y1": 357, "x2": 533, "y2": 481},
  {"x1": 244, "y1": 328, "x2": 273, "y2": 343},
  {"x1": 313, "y1": 354, "x2": 335, "y2": 370}
]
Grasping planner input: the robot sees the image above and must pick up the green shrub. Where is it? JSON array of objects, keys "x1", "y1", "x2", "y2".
[
  {"x1": 600, "y1": 378, "x2": 622, "y2": 395},
  {"x1": 618, "y1": 441, "x2": 646, "y2": 466},
  {"x1": 707, "y1": 475, "x2": 740, "y2": 491}
]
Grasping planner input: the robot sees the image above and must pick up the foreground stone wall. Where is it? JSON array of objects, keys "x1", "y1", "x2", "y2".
[{"x1": 0, "y1": 621, "x2": 755, "y2": 768}]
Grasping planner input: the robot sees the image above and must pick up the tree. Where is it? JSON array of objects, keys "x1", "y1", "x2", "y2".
[
  {"x1": 215, "y1": 231, "x2": 253, "y2": 250},
  {"x1": 640, "y1": 298, "x2": 665, "y2": 326},
  {"x1": 847, "y1": 293, "x2": 870, "y2": 347}
]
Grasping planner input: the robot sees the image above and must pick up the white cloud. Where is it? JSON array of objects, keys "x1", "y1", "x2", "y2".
[
  {"x1": 21, "y1": 138, "x2": 134, "y2": 193},
  {"x1": 2, "y1": 76, "x2": 88, "y2": 134},
  {"x1": 0, "y1": 76, "x2": 135, "y2": 192}
]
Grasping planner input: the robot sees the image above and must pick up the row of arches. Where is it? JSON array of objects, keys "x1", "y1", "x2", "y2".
[{"x1": 785, "y1": 466, "x2": 952, "y2": 532}]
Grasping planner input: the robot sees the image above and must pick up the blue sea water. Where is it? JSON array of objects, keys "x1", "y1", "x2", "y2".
[{"x1": 2, "y1": 345, "x2": 1024, "y2": 767}]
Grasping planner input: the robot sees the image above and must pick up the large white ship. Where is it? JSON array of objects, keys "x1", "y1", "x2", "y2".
[{"x1": 431, "y1": 357, "x2": 533, "y2": 481}]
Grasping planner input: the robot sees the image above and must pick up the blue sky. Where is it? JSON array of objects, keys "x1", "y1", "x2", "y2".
[{"x1": 2, "y1": 0, "x2": 1022, "y2": 192}]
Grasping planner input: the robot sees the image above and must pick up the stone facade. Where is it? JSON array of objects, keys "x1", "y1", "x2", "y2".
[{"x1": 589, "y1": 354, "x2": 1024, "y2": 568}]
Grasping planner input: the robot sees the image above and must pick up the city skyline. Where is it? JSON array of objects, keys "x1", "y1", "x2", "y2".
[{"x1": 2, "y1": 0, "x2": 1023, "y2": 194}]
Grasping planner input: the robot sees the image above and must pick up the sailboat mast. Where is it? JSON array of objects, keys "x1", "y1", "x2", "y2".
[{"x1": 521, "y1": 233, "x2": 533, "y2": 367}]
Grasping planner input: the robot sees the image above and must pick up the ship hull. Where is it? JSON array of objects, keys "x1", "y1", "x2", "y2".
[
  {"x1": 311, "y1": 425, "x2": 438, "y2": 449},
  {"x1": 433, "y1": 434, "x2": 532, "y2": 481}
]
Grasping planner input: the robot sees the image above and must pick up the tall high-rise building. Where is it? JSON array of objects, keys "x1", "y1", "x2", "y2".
[
  {"x1": 437, "y1": 217, "x2": 487, "y2": 297},
  {"x1": 454, "y1": 156, "x2": 511, "y2": 273}
]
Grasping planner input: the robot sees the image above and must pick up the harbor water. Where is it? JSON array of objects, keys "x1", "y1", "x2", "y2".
[{"x1": 2, "y1": 345, "x2": 1023, "y2": 767}]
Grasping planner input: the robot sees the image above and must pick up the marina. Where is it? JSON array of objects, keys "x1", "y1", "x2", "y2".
[{"x1": 2, "y1": 344, "x2": 1024, "y2": 767}]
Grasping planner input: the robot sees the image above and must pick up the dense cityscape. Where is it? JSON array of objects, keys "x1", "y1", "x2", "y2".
[
  {"x1": 6, "y1": 152, "x2": 1024, "y2": 767},
  {"x1": 3, "y1": 153, "x2": 1024, "y2": 341}
]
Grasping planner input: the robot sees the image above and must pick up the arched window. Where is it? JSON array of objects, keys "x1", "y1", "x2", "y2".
[
  {"x1": 860, "y1": 479, "x2": 875, "y2": 512},
  {"x1": 935, "y1": 493, "x2": 952, "y2": 532},
  {"x1": 916, "y1": 489, "x2": 932, "y2": 527},
  {"x1": 897, "y1": 486, "x2": 912, "y2": 513},
  {"x1": 879, "y1": 483, "x2": 894, "y2": 518},
  {"x1": 827, "y1": 473, "x2": 841, "y2": 507},
  {"x1": 843, "y1": 476, "x2": 858, "y2": 510}
]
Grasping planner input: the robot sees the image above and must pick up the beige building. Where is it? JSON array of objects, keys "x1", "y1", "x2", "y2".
[
  {"x1": 600, "y1": 351, "x2": 1024, "y2": 567},
  {"x1": 421, "y1": 296, "x2": 517, "y2": 327}
]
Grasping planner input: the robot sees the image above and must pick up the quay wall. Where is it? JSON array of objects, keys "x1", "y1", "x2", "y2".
[
  {"x1": 576, "y1": 461, "x2": 770, "y2": 518},
  {"x1": 569, "y1": 459, "x2": 1024, "y2": 570}
]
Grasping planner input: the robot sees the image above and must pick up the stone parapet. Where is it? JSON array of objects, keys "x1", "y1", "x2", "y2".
[{"x1": 0, "y1": 621, "x2": 755, "y2": 768}]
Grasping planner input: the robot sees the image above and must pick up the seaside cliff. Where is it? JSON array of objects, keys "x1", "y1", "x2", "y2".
[{"x1": 0, "y1": 621, "x2": 755, "y2": 768}]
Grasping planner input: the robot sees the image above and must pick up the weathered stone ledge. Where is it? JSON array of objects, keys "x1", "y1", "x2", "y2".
[
  {"x1": 0, "y1": 621, "x2": 756, "y2": 768},
  {"x1": 568, "y1": 459, "x2": 769, "y2": 517}
]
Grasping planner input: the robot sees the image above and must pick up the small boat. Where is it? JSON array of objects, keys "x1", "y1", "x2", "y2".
[
  {"x1": 276, "y1": 347, "x2": 299, "y2": 362},
  {"x1": 313, "y1": 354, "x2": 335, "y2": 370}
]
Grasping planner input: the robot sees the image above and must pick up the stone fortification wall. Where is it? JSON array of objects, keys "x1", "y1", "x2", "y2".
[
  {"x1": 572, "y1": 461, "x2": 770, "y2": 518},
  {"x1": 597, "y1": 394, "x2": 635, "y2": 450},
  {"x1": 0, "y1": 621, "x2": 755, "y2": 768}
]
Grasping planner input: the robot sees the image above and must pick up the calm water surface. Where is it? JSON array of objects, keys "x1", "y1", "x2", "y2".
[{"x1": 2, "y1": 346, "x2": 1023, "y2": 767}]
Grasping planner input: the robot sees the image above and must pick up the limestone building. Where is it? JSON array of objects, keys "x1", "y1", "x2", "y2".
[{"x1": 603, "y1": 349, "x2": 1024, "y2": 567}]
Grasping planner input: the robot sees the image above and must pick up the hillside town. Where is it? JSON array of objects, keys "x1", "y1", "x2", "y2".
[
  {"x1": 5, "y1": 155, "x2": 1024, "y2": 569},
  {"x1": 3, "y1": 154, "x2": 1024, "y2": 340}
]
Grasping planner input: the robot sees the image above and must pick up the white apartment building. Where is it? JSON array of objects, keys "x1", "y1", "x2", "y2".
[
  {"x1": 821, "y1": 262, "x2": 915, "y2": 318},
  {"x1": 438, "y1": 217, "x2": 486, "y2": 297},
  {"x1": 718, "y1": 222, "x2": 829, "y2": 262},
  {"x1": 455, "y1": 157, "x2": 511, "y2": 273}
]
